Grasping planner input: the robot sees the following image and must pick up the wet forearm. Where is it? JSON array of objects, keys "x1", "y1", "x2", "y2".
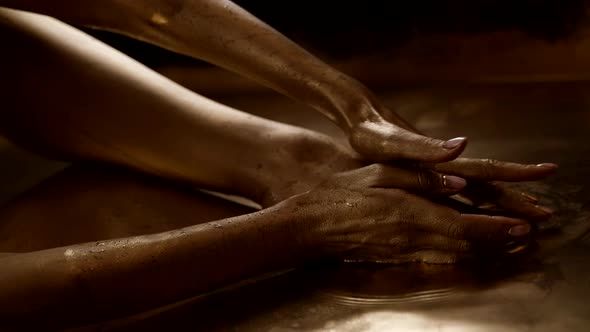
[
  {"x1": 107, "y1": 0, "x2": 371, "y2": 129},
  {"x1": 0, "y1": 8, "x2": 308, "y2": 201},
  {"x1": 0, "y1": 0, "x2": 375, "y2": 130},
  {"x1": 0, "y1": 205, "x2": 304, "y2": 327}
]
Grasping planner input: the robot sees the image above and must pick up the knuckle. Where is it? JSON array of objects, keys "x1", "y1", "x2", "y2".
[
  {"x1": 420, "y1": 136, "x2": 441, "y2": 148},
  {"x1": 480, "y1": 159, "x2": 500, "y2": 180},
  {"x1": 484, "y1": 158, "x2": 500, "y2": 166},
  {"x1": 370, "y1": 163, "x2": 387, "y2": 175},
  {"x1": 416, "y1": 170, "x2": 439, "y2": 191},
  {"x1": 445, "y1": 221, "x2": 465, "y2": 239}
]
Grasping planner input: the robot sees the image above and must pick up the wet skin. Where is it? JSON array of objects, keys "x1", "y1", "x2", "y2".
[{"x1": 0, "y1": 4, "x2": 557, "y2": 329}]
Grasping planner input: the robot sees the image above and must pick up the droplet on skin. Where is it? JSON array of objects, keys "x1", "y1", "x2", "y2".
[
  {"x1": 64, "y1": 249, "x2": 75, "y2": 257},
  {"x1": 150, "y1": 12, "x2": 168, "y2": 25}
]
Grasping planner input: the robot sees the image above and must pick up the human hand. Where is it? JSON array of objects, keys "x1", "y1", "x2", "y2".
[
  {"x1": 338, "y1": 96, "x2": 557, "y2": 218},
  {"x1": 263, "y1": 132, "x2": 556, "y2": 222},
  {"x1": 339, "y1": 89, "x2": 468, "y2": 163},
  {"x1": 280, "y1": 164, "x2": 532, "y2": 264},
  {"x1": 423, "y1": 158, "x2": 557, "y2": 219}
]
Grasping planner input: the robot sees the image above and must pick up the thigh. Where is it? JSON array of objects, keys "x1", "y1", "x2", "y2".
[{"x1": 0, "y1": 164, "x2": 256, "y2": 252}]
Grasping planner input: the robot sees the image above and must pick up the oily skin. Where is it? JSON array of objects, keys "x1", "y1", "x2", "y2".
[
  {"x1": 0, "y1": 1, "x2": 557, "y2": 212},
  {"x1": 0, "y1": 6, "x2": 555, "y2": 328},
  {"x1": 0, "y1": 1, "x2": 550, "y2": 164},
  {"x1": 0, "y1": 8, "x2": 555, "y2": 215},
  {"x1": 0, "y1": 164, "x2": 532, "y2": 327}
]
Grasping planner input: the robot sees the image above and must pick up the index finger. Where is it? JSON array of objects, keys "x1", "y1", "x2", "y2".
[
  {"x1": 429, "y1": 158, "x2": 558, "y2": 182},
  {"x1": 425, "y1": 207, "x2": 531, "y2": 244}
]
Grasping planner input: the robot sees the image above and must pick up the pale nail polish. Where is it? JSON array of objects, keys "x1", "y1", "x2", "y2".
[
  {"x1": 444, "y1": 175, "x2": 467, "y2": 189},
  {"x1": 443, "y1": 137, "x2": 467, "y2": 149},
  {"x1": 521, "y1": 192, "x2": 538, "y2": 204},
  {"x1": 509, "y1": 224, "x2": 531, "y2": 236},
  {"x1": 536, "y1": 163, "x2": 558, "y2": 169},
  {"x1": 536, "y1": 205, "x2": 554, "y2": 215}
]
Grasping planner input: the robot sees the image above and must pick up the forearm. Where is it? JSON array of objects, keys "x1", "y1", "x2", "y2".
[
  {"x1": 0, "y1": 204, "x2": 304, "y2": 327},
  {"x1": 0, "y1": 0, "x2": 376, "y2": 130},
  {"x1": 116, "y1": 0, "x2": 376, "y2": 128},
  {"x1": 0, "y1": 8, "x2": 313, "y2": 201}
]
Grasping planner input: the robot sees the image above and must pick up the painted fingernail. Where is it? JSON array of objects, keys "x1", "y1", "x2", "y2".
[
  {"x1": 443, "y1": 175, "x2": 467, "y2": 189},
  {"x1": 536, "y1": 163, "x2": 558, "y2": 169},
  {"x1": 509, "y1": 224, "x2": 531, "y2": 236},
  {"x1": 536, "y1": 205, "x2": 554, "y2": 216},
  {"x1": 443, "y1": 137, "x2": 467, "y2": 149},
  {"x1": 521, "y1": 193, "x2": 538, "y2": 204}
]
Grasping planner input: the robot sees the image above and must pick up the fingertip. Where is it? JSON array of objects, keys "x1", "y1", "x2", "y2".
[
  {"x1": 435, "y1": 137, "x2": 468, "y2": 162},
  {"x1": 509, "y1": 224, "x2": 531, "y2": 237},
  {"x1": 494, "y1": 162, "x2": 558, "y2": 182},
  {"x1": 443, "y1": 175, "x2": 467, "y2": 189},
  {"x1": 443, "y1": 137, "x2": 468, "y2": 150},
  {"x1": 526, "y1": 205, "x2": 553, "y2": 220},
  {"x1": 536, "y1": 163, "x2": 559, "y2": 169},
  {"x1": 521, "y1": 192, "x2": 539, "y2": 204},
  {"x1": 381, "y1": 132, "x2": 467, "y2": 162},
  {"x1": 533, "y1": 163, "x2": 559, "y2": 176},
  {"x1": 416, "y1": 137, "x2": 467, "y2": 163}
]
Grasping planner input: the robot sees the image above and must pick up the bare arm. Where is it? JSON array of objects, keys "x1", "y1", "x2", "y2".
[
  {"x1": 0, "y1": 6, "x2": 555, "y2": 212},
  {"x1": 0, "y1": 7, "x2": 346, "y2": 202},
  {"x1": 0, "y1": 0, "x2": 472, "y2": 162},
  {"x1": 0, "y1": 204, "x2": 304, "y2": 327},
  {"x1": 0, "y1": 162, "x2": 535, "y2": 328},
  {"x1": 0, "y1": 0, "x2": 372, "y2": 128}
]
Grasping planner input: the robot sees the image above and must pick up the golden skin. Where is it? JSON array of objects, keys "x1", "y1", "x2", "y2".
[
  {"x1": 0, "y1": 4, "x2": 556, "y2": 329},
  {"x1": 0, "y1": 0, "x2": 556, "y2": 213}
]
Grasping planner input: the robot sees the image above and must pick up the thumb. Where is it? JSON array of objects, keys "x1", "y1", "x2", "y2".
[{"x1": 350, "y1": 120, "x2": 467, "y2": 162}]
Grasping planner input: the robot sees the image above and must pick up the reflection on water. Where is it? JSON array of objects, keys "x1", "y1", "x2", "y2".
[
  {"x1": 309, "y1": 258, "x2": 564, "y2": 307},
  {"x1": 310, "y1": 161, "x2": 590, "y2": 307}
]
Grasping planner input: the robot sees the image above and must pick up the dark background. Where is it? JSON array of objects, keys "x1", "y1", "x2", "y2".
[{"x1": 83, "y1": 0, "x2": 590, "y2": 67}]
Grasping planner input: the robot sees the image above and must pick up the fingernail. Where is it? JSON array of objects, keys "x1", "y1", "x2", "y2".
[
  {"x1": 443, "y1": 175, "x2": 467, "y2": 189},
  {"x1": 509, "y1": 224, "x2": 531, "y2": 236},
  {"x1": 443, "y1": 137, "x2": 467, "y2": 149},
  {"x1": 536, "y1": 163, "x2": 558, "y2": 169},
  {"x1": 521, "y1": 193, "x2": 538, "y2": 204},
  {"x1": 536, "y1": 205, "x2": 554, "y2": 216}
]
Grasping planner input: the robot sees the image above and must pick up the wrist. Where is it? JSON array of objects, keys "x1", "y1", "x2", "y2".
[
  {"x1": 258, "y1": 128, "x2": 362, "y2": 207},
  {"x1": 314, "y1": 75, "x2": 383, "y2": 133},
  {"x1": 269, "y1": 196, "x2": 318, "y2": 258}
]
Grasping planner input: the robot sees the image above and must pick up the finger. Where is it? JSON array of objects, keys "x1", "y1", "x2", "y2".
[
  {"x1": 521, "y1": 192, "x2": 539, "y2": 204},
  {"x1": 492, "y1": 191, "x2": 553, "y2": 220},
  {"x1": 414, "y1": 230, "x2": 532, "y2": 256},
  {"x1": 426, "y1": 208, "x2": 532, "y2": 243},
  {"x1": 350, "y1": 120, "x2": 467, "y2": 163},
  {"x1": 360, "y1": 164, "x2": 467, "y2": 194},
  {"x1": 430, "y1": 158, "x2": 558, "y2": 182},
  {"x1": 463, "y1": 182, "x2": 553, "y2": 220}
]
